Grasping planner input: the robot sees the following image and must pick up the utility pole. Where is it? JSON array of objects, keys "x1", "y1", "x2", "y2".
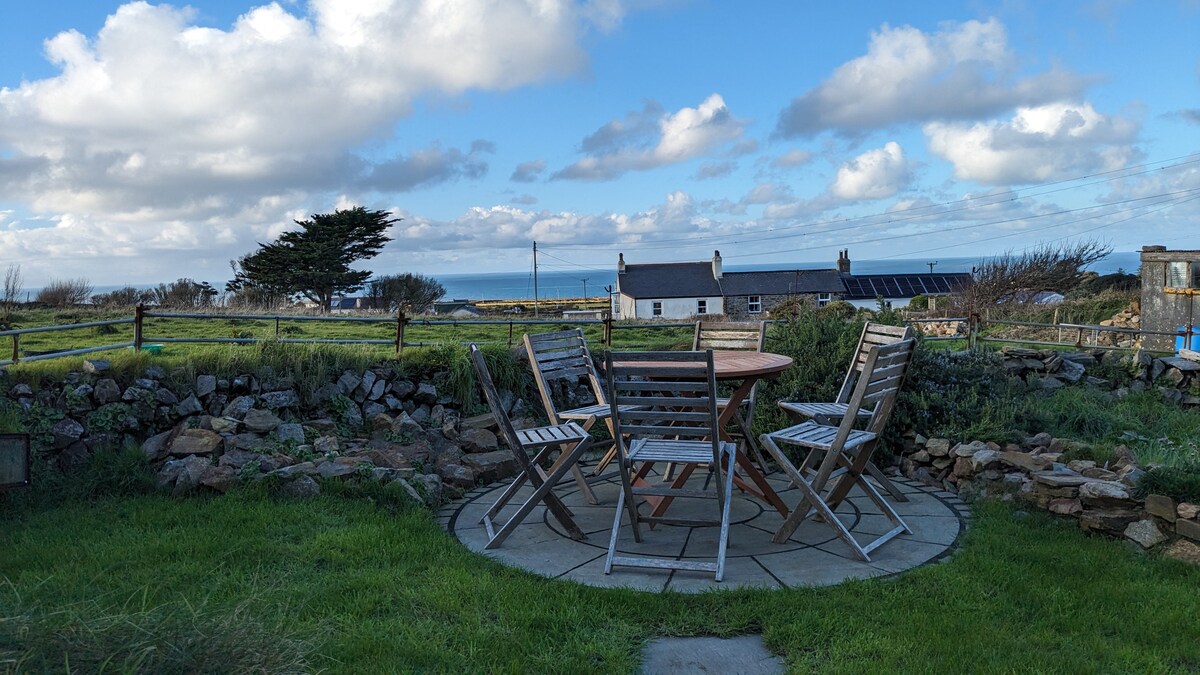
[
  {"x1": 532, "y1": 241, "x2": 539, "y2": 318},
  {"x1": 927, "y1": 261, "x2": 938, "y2": 274},
  {"x1": 581, "y1": 278, "x2": 589, "y2": 300}
]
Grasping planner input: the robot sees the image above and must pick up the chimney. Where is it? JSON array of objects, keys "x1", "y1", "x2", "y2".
[
  {"x1": 837, "y1": 249, "x2": 851, "y2": 274},
  {"x1": 712, "y1": 250, "x2": 723, "y2": 279},
  {"x1": 618, "y1": 252, "x2": 626, "y2": 274}
]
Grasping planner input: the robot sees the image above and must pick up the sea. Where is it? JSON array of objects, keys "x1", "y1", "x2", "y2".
[{"x1": 19, "y1": 251, "x2": 1143, "y2": 303}]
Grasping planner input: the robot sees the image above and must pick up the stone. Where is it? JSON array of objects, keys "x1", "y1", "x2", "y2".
[
  {"x1": 1160, "y1": 356, "x2": 1200, "y2": 372},
  {"x1": 68, "y1": 385, "x2": 94, "y2": 414},
  {"x1": 337, "y1": 370, "x2": 361, "y2": 396},
  {"x1": 1080, "y1": 467, "x2": 1119, "y2": 481},
  {"x1": 390, "y1": 379, "x2": 417, "y2": 399},
  {"x1": 1178, "y1": 518, "x2": 1200, "y2": 543},
  {"x1": 9, "y1": 383, "x2": 33, "y2": 397},
  {"x1": 218, "y1": 448, "x2": 261, "y2": 469},
  {"x1": 210, "y1": 416, "x2": 239, "y2": 433},
  {"x1": 952, "y1": 441, "x2": 987, "y2": 458},
  {"x1": 392, "y1": 477, "x2": 425, "y2": 504},
  {"x1": 221, "y1": 395, "x2": 256, "y2": 419},
  {"x1": 144, "y1": 364, "x2": 166, "y2": 380},
  {"x1": 311, "y1": 383, "x2": 339, "y2": 406},
  {"x1": 925, "y1": 438, "x2": 951, "y2": 457},
  {"x1": 313, "y1": 435, "x2": 340, "y2": 454},
  {"x1": 1162, "y1": 540, "x2": 1200, "y2": 565},
  {"x1": 1079, "y1": 480, "x2": 1133, "y2": 506},
  {"x1": 154, "y1": 388, "x2": 178, "y2": 406},
  {"x1": 363, "y1": 401, "x2": 387, "y2": 418},
  {"x1": 460, "y1": 450, "x2": 516, "y2": 483},
  {"x1": 261, "y1": 389, "x2": 300, "y2": 409},
  {"x1": 168, "y1": 428, "x2": 223, "y2": 456},
  {"x1": 640, "y1": 636, "x2": 784, "y2": 675},
  {"x1": 383, "y1": 394, "x2": 403, "y2": 411},
  {"x1": 999, "y1": 450, "x2": 1051, "y2": 473},
  {"x1": 93, "y1": 378, "x2": 122, "y2": 405},
  {"x1": 952, "y1": 457, "x2": 975, "y2": 479},
  {"x1": 391, "y1": 412, "x2": 423, "y2": 437},
  {"x1": 242, "y1": 408, "x2": 282, "y2": 433},
  {"x1": 175, "y1": 394, "x2": 203, "y2": 417},
  {"x1": 1080, "y1": 508, "x2": 1140, "y2": 534},
  {"x1": 275, "y1": 423, "x2": 305, "y2": 444},
  {"x1": 910, "y1": 450, "x2": 931, "y2": 464},
  {"x1": 1119, "y1": 468, "x2": 1146, "y2": 488},
  {"x1": 1037, "y1": 376, "x2": 1064, "y2": 391},
  {"x1": 343, "y1": 404, "x2": 364, "y2": 430},
  {"x1": 437, "y1": 463, "x2": 476, "y2": 488},
  {"x1": 1124, "y1": 520, "x2": 1168, "y2": 549},
  {"x1": 231, "y1": 375, "x2": 256, "y2": 395},
  {"x1": 357, "y1": 370, "x2": 378, "y2": 398},
  {"x1": 82, "y1": 359, "x2": 111, "y2": 374},
  {"x1": 228, "y1": 433, "x2": 266, "y2": 451},
  {"x1": 1029, "y1": 432, "x2": 1053, "y2": 448},
  {"x1": 272, "y1": 462, "x2": 317, "y2": 478},
  {"x1": 414, "y1": 473, "x2": 444, "y2": 506},
  {"x1": 1048, "y1": 498, "x2": 1082, "y2": 515},
  {"x1": 460, "y1": 427, "x2": 499, "y2": 453},
  {"x1": 1033, "y1": 471, "x2": 1091, "y2": 488},
  {"x1": 280, "y1": 475, "x2": 321, "y2": 499},
  {"x1": 318, "y1": 462, "x2": 361, "y2": 478},
  {"x1": 50, "y1": 418, "x2": 85, "y2": 449},
  {"x1": 1058, "y1": 359, "x2": 1086, "y2": 383},
  {"x1": 157, "y1": 455, "x2": 213, "y2": 494},
  {"x1": 141, "y1": 430, "x2": 174, "y2": 461},
  {"x1": 932, "y1": 457, "x2": 954, "y2": 471},
  {"x1": 200, "y1": 465, "x2": 237, "y2": 493},
  {"x1": 969, "y1": 448, "x2": 1002, "y2": 473},
  {"x1": 1178, "y1": 503, "x2": 1200, "y2": 520},
  {"x1": 57, "y1": 441, "x2": 91, "y2": 473},
  {"x1": 368, "y1": 379, "x2": 386, "y2": 401},
  {"x1": 195, "y1": 375, "x2": 217, "y2": 398},
  {"x1": 414, "y1": 383, "x2": 438, "y2": 405}
]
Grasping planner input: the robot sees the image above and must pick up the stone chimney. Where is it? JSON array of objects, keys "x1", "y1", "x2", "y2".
[
  {"x1": 837, "y1": 249, "x2": 851, "y2": 274},
  {"x1": 618, "y1": 252, "x2": 626, "y2": 274},
  {"x1": 712, "y1": 250, "x2": 723, "y2": 279}
]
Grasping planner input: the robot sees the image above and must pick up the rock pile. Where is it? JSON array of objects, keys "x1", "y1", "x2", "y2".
[
  {"x1": 3, "y1": 359, "x2": 541, "y2": 506},
  {"x1": 1098, "y1": 301, "x2": 1141, "y2": 348},
  {"x1": 999, "y1": 346, "x2": 1094, "y2": 388},
  {"x1": 914, "y1": 320, "x2": 965, "y2": 338},
  {"x1": 999, "y1": 346, "x2": 1200, "y2": 405},
  {"x1": 899, "y1": 433, "x2": 1200, "y2": 562}
]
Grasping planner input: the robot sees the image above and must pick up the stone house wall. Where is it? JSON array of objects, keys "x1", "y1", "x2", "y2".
[
  {"x1": 1139, "y1": 245, "x2": 1200, "y2": 352},
  {"x1": 724, "y1": 293, "x2": 826, "y2": 320}
]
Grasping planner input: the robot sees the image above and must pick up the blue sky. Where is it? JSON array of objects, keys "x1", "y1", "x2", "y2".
[{"x1": 1, "y1": 0, "x2": 1198, "y2": 286}]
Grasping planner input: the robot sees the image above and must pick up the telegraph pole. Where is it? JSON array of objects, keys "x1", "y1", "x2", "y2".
[
  {"x1": 533, "y1": 241, "x2": 539, "y2": 318},
  {"x1": 927, "y1": 261, "x2": 938, "y2": 274},
  {"x1": 581, "y1": 278, "x2": 588, "y2": 300}
]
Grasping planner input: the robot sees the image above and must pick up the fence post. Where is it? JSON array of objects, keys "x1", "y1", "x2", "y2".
[
  {"x1": 508, "y1": 320, "x2": 514, "y2": 348},
  {"x1": 395, "y1": 309, "x2": 407, "y2": 354},
  {"x1": 967, "y1": 312, "x2": 980, "y2": 350},
  {"x1": 11, "y1": 333, "x2": 18, "y2": 363},
  {"x1": 275, "y1": 317, "x2": 280, "y2": 337},
  {"x1": 602, "y1": 311, "x2": 613, "y2": 346},
  {"x1": 134, "y1": 304, "x2": 144, "y2": 351}
]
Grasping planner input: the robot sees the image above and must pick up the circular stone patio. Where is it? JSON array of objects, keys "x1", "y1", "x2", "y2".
[{"x1": 439, "y1": 466, "x2": 968, "y2": 593}]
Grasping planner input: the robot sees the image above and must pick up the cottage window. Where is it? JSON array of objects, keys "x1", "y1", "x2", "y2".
[
  {"x1": 696, "y1": 300, "x2": 707, "y2": 315},
  {"x1": 747, "y1": 296, "x2": 761, "y2": 314},
  {"x1": 817, "y1": 293, "x2": 831, "y2": 307},
  {"x1": 652, "y1": 301, "x2": 663, "y2": 317},
  {"x1": 1167, "y1": 262, "x2": 1190, "y2": 288}
]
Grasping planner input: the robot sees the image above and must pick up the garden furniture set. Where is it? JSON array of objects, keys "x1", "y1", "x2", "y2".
[{"x1": 468, "y1": 321, "x2": 918, "y2": 580}]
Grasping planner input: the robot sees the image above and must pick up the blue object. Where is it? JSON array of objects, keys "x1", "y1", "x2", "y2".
[{"x1": 1178, "y1": 326, "x2": 1195, "y2": 353}]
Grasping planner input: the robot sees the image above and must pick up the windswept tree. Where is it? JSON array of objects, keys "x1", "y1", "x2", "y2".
[
  {"x1": 366, "y1": 273, "x2": 446, "y2": 314},
  {"x1": 956, "y1": 240, "x2": 1112, "y2": 313},
  {"x1": 227, "y1": 207, "x2": 398, "y2": 311},
  {"x1": 153, "y1": 278, "x2": 219, "y2": 308}
]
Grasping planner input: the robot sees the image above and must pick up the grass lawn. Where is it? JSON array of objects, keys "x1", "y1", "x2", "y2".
[{"x1": 2, "y1": 492, "x2": 1199, "y2": 673}]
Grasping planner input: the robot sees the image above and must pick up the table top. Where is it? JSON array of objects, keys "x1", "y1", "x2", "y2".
[{"x1": 613, "y1": 350, "x2": 793, "y2": 380}]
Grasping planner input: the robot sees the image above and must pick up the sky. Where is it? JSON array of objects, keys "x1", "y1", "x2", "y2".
[{"x1": 1, "y1": 0, "x2": 1199, "y2": 287}]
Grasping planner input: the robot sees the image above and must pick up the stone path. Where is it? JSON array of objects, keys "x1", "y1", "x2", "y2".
[
  {"x1": 439, "y1": 467, "x2": 968, "y2": 593},
  {"x1": 639, "y1": 635, "x2": 784, "y2": 674}
]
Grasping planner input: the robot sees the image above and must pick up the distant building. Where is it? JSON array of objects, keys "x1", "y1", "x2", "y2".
[
  {"x1": 613, "y1": 249, "x2": 972, "y2": 319},
  {"x1": 432, "y1": 299, "x2": 482, "y2": 317},
  {"x1": 330, "y1": 296, "x2": 379, "y2": 311},
  {"x1": 562, "y1": 309, "x2": 606, "y2": 320},
  {"x1": 1139, "y1": 245, "x2": 1199, "y2": 351}
]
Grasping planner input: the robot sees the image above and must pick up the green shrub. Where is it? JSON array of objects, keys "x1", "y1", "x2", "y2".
[
  {"x1": 0, "y1": 440, "x2": 156, "y2": 515},
  {"x1": 1134, "y1": 463, "x2": 1200, "y2": 503}
]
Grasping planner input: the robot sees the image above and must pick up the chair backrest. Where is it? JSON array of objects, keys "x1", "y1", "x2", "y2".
[
  {"x1": 469, "y1": 344, "x2": 528, "y2": 458},
  {"x1": 835, "y1": 322, "x2": 914, "y2": 404},
  {"x1": 693, "y1": 321, "x2": 766, "y2": 351},
  {"x1": 524, "y1": 329, "x2": 606, "y2": 423},
  {"x1": 831, "y1": 339, "x2": 917, "y2": 450},
  {"x1": 605, "y1": 350, "x2": 723, "y2": 465}
]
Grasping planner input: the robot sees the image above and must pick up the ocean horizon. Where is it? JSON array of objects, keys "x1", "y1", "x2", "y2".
[{"x1": 15, "y1": 251, "x2": 1143, "y2": 303}]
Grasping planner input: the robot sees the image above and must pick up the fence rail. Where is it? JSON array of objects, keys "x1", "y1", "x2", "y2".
[{"x1": 0, "y1": 306, "x2": 1194, "y2": 366}]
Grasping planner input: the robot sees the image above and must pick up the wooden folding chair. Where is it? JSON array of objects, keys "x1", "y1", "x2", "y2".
[
  {"x1": 692, "y1": 320, "x2": 770, "y2": 473},
  {"x1": 777, "y1": 322, "x2": 914, "y2": 501},
  {"x1": 469, "y1": 344, "x2": 591, "y2": 549},
  {"x1": 604, "y1": 350, "x2": 738, "y2": 582},
  {"x1": 524, "y1": 329, "x2": 642, "y2": 481},
  {"x1": 760, "y1": 339, "x2": 917, "y2": 561}
]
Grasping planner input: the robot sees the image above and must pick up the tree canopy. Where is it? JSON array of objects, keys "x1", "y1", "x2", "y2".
[
  {"x1": 366, "y1": 273, "x2": 446, "y2": 314},
  {"x1": 227, "y1": 207, "x2": 398, "y2": 310}
]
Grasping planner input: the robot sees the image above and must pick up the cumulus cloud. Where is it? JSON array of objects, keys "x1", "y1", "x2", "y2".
[
  {"x1": 831, "y1": 142, "x2": 911, "y2": 200},
  {"x1": 925, "y1": 102, "x2": 1140, "y2": 184},
  {"x1": 552, "y1": 94, "x2": 746, "y2": 180},
  {"x1": 510, "y1": 159, "x2": 547, "y2": 183},
  {"x1": 775, "y1": 18, "x2": 1091, "y2": 137},
  {"x1": 0, "y1": 0, "x2": 617, "y2": 281}
]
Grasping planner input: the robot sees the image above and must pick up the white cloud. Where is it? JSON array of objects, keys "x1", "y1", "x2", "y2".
[
  {"x1": 925, "y1": 102, "x2": 1140, "y2": 184},
  {"x1": 694, "y1": 161, "x2": 736, "y2": 179},
  {"x1": 510, "y1": 159, "x2": 547, "y2": 183},
  {"x1": 775, "y1": 18, "x2": 1090, "y2": 137},
  {"x1": 553, "y1": 94, "x2": 746, "y2": 180},
  {"x1": 831, "y1": 142, "x2": 911, "y2": 200},
  {"x1": 771, "y1": 149, "x2": 814, "y2": 168},
  {"x1": 0, "y1": 0, "x2": 616, "y2": 281}
]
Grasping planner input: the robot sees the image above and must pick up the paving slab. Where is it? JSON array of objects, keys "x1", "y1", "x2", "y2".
[
  {"x1": 640, "y1": 635, "x2": 784, "y2": 674},
  {"x1": 442, "y1": 469, "x2": 966, "y2": 593}
]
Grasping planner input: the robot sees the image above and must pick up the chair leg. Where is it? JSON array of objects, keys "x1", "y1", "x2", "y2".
[
  {"x1": 484, "y1": 448, "x2": 588, "y2": 549},
  {"x1": 864, "y1": 461, "x2": 909, "y2": 502},
  {"x1": 733, "y1": 410, "x2": 771, "y2": 475},
  {"x1": 715, "y1": 445, "x2": 737, "y2": 582}
]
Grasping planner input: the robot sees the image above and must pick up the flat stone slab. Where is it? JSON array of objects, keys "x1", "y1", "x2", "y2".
[
  {"x1": 640, "y1": 635, "x2": 783, "y2": 675},
  {"x1": 440, "y1": 466, "x2": 967, "y2": 593}
]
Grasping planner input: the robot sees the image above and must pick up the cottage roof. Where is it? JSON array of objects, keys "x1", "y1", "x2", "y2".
[
  {"x1": 840, "y1": 273, "x2": 972, "y2": 300},
  {"x1": 618, "y1": 263, "x2": 845, "y2": 299}
]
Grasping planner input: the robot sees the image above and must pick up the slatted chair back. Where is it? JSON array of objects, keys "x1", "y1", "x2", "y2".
[
  {"x1": 835, "y1": 322, "x2": 913, "y2": 405},
  {"x1": 692, "y1": 321, "x2": 767, "y2": 352},
  {"x1": 469, "y1": 345, "x2": 530, "y2": 461},
  {"x1": 834, "y1": 339, "x2": 917, "y2": 449},
  {"x1": 524, "y1": 329, "x2": 606, "y2": 424},
  {"x1": 606, "y1": 350, "x2": 723, "y2": 467}
]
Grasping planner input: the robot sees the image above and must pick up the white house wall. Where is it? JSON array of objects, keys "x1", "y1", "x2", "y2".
[{"x1": 630, "y1": 296, "x2": 723, "y2": 319}]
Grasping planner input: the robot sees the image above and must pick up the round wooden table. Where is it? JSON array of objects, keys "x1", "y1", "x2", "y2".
[{"x1": 615, "y1": 350, "x2": 794, "y2": 517}]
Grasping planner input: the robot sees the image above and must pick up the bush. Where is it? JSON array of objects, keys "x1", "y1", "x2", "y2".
[
  {"x1": 1135, "y1": 463, "x2": 1200, "y2": 503},
  {"x1": 91, "y1": 286, "x2": 155, "y2": 308},
  {"x1": 35, "y1": 278, "x2": 93, "y2": 307}
]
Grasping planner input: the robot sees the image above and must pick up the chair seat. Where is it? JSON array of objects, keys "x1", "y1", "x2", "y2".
[
  {"x1": 765, "y1": 420, "x2": 876, "y2": 451},
  {"x1": 627, "y1": 438, "x2": 733, "y2": 465},
  {"x1": 559, "y1": 403, "x2": 644, "y2": 420},
  {"x1": 516, "y1": 422, "x2": 589, "y2": 448},
  {"x1": 778, "y1": 401, "x2": 870, "y2": 419},
  {"x1": 714, "y1": 397, "x2": 750, "y2": 409}
]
